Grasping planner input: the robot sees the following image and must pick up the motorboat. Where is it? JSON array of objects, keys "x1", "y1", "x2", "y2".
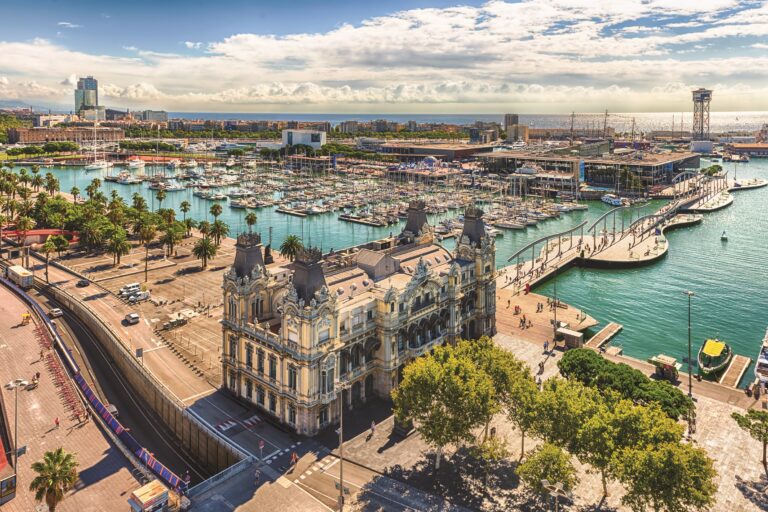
[
  {"x1": 754, "y1": 328, "x2": 768, "y2": 385},
  {"x1": 601, "y1": 194, "x2": 626, "y2": 207},
  {"x1": 697, "y1": 338, "x2": 733, "y2": 376},
  {"x1": 721, "y1": 231, "x2": 728, "y2": 241}
]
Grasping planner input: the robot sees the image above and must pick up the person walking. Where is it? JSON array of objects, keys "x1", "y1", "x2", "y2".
[
  {"x1": 290, "y1": 451, "x2": 299, "y2": 468},
  {"x1": 54, "y1": 417, "x2": 60, "y2": 429},
  {"x1": 254, "y1": 469, "x2": 261, "y2": 485},
  {"x1": 370, "y1": 420, "x2": 376, "y2": 437}
]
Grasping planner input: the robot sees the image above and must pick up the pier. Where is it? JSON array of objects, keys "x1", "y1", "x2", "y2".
[
  {"x1": 585, "y1": 322, "x2": 623, "y2": 350},
  {"x1": 720, "y1": 354, "x2": 752, "y2": 388}
]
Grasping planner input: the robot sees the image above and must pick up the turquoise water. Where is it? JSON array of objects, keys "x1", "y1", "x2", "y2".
[{"x1": 10, "y1": 161, "x2": 768, "y2": 384}]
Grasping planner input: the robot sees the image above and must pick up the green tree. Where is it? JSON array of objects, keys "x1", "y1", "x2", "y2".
[
  {"x1": 732, "y1": 409, "x2": 768, "y2": 471},
  {"x1": 49, "y1": 234, "x2": 69, "y2": 258},
  {"x1": 29, "y1": 447, "x2": 79, "y2": 512},
  {"x1": 506, "y1": 369, "x2": 539, "y2": 458},
  {"x1": 534, "y1": 378, "x2": 604, "y2": 453},
  {"x1": 179, "y1": 200, "x2": 191, "y2": 224},
  {"x1": 139, "y1": 223, "x2": 157, "y2": 282},
  {"x1": 615, "y1": 442, "x2": 717, "y2": 512},
  {"x1": 279, "y1": 234, "x2": 303, "y2": 261},
  {"x1": 70, "y1": 186, "x2": 80, "y2": 204},
  {"x1": 245, "y1": 212, "x2": 258, "y2": 232},
  {"x1": 193, "y1": 236, "x2": 217, "y2": 269},
  {"x1": 473, "y1": 434, "x2": 510, "y2": 490},
  {"x1": 132, "y1": 192, "x2": 148, "y2": 212},
  {"x1": 160, "y1": 222, "x2": 184, "y2": 257},
  {"x1": 106, "y1": 229, "x2": 131, "y2": 267},
  {"x1": 16, "y1": 215, "x2": 36, "y2": 252},
  {"x1": 210, "y1": 219, "x2": 229, "y2": 246},
  {"x1": 42, "y1": 237, "x2": 57, "y2": 283},
  {"x1": 392, "y1": 345, "x2": 495, "y2": 470},
  {"x1": 209, "y1": 202, "x2": 223, "y2": 220},
  {"x1": 516, "y1": 443, "x2": 579, "y2": 494},
  {"x1": 155, "y1": 188, "x2": 167, "y2": 211}
]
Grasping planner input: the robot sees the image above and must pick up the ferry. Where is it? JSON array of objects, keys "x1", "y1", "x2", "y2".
[
  {"x1": 601, "y1": 194, "x2": 626, "y2": 207},
  {"x1": 754, "y1": 329, "x2": 768, "y2": 385},
  {"x1": 697, "y1": 338, "x2": 733, "y2": 376}
]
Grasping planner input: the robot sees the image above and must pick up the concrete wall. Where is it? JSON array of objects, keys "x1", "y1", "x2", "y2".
[{"x1": 44, "y1": 283, "x2": 244, "y2": 475}]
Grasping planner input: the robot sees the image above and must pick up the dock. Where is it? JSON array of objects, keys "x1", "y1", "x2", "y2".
[
  {"x1": 585, "y1": 322, "x2": 623, "y2": 350},
  {"x1": 338, "y1": 214, "x2": 387, "y2": 227},
  {"x1": 275, "y1": 207, "x2": 307, "y2": 218},
  {"x1": 719, "y1": 354, "x2": 752, "y2": 388}
]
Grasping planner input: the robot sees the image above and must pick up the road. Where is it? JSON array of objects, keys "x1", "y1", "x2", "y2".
[{"x1": 25, "y1": 283, "x2": 212, "y2": 484}]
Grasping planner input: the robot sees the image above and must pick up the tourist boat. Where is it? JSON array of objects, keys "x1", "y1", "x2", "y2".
[
  {"x1": 721, "y1": 231, "x2": 728, "y2": 241},
  {"x1": 697, "y1": 338, "x2": 733, "y2": 376},
  {"x1": 753, "y1": 328, "x2": 768, "y2": 385},
  {"x1": 601, "y1": 194, "x2": 625, "y2": 207},
  {"x1": 494, "y1": 220, "x2": 525, "y2": 230}
]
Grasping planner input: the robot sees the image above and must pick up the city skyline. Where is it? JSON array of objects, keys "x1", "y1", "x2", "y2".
[{"x1": 1, "y1": 1, "x2": 768, "y2": 113}]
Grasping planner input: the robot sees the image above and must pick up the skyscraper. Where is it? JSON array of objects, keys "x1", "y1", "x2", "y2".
[
  {"x1": 75, "y1": 76, "x2": 98, "y2": 113},
  {"x1": 504, "y1": 113, "x2": 519, "y2": 128}
]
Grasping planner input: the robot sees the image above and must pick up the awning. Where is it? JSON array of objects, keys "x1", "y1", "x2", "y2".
[{"x1": 702, "y1": 339, "x2": 725, "y2": 357}]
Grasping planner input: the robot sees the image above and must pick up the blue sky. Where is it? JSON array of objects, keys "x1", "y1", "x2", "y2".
[{"x1": 1, "y1": 0, "x2": 768, "y2": 113}]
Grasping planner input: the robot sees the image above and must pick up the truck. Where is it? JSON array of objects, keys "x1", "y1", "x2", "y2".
[{"x1": 7, "y1": 265, "x2": 34, "y2": 289}]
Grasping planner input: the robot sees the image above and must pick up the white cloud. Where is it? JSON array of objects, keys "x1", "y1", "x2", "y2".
[
  {"x1": 752, "y1": 43, "x2": 768, "y2": 49},
  {"x1": 0, "y1": 76, "x2": 9, "y2": 86},
  {"x1": 0, "y1": 1, "x2": 765, "y2": 112},
  {"x1": 57, "y1": 21, "x2": 82, "y2": 29}
]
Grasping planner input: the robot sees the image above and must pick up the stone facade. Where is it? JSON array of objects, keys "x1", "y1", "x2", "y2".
[{"x1": 221, "y1": 202, "x2": 496, "y2": 436}]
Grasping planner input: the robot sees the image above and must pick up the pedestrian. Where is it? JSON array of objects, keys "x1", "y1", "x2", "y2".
[
  {"x1": 255, "y1": 469, "x2": 261, "y2": 485},
  {"x1": 371, "y1": 420, "x2": 376, "y2": 436},
  {"x1": 39, "y1": 349, "x2": 44, "y2": 360},
  {"x1": 290, "y1": 451, "x2": 299, "y2": 468},
  {"x1": 544, "y1": 340, "x2": 549, "y2": 353},
  {"x1": 54, "y1": 417, "x2": 60, "y2": 429}
]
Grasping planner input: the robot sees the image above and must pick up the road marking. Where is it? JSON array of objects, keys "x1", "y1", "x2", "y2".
[
  {"x1": 300, "y1": 475, "x2": 306, "y2": 480},
  {"x1": 180, "y1": 389, "x2": 215, "y2": 402},
  {"x1": 142, "y1": 346, "x2": 166, "y2": 354}
]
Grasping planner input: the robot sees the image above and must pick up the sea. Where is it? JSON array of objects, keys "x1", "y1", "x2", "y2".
[
  {"x1": 7, "y1": 156, "x2": 768, "y2": 387},
  {"x1": 168, "y1": 111, "x2": 768, "y2": 133}
]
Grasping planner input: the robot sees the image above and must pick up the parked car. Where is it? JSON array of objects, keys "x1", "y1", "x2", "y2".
[
  {"x1": 48, "y1": 308, "x2": 63, "y2": 318},
  {"x1": 105, "y1": 404, "x2": 119, "y2": 418},
  {"x1": 128, "y1": 291, "x2": 150, "y2": 303},
  {"x1": 76, "y1": 279, "x2": 90, "y2": 288},
  {"x1": 125, "y1": 313, "x2": 140, "y2": 325}
]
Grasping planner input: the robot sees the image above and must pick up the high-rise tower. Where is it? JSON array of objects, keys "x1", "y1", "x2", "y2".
[
  {"x1": 691, "y1": 88, "x2": 712, "y2": 141},
  {"x1": 75, "y1": 76, "x2": 98, "y2": 113}
]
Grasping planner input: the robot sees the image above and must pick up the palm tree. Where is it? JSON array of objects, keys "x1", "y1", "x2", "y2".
[
  {"x1": 245, "y1": 212, "x2": 258, "y2": 233},
  {"x1": 179, "y1": 200, "x2": 191, "y2": 224},
  {"x1": 16, "y1": 216, "x2": 36, "y2": 262},
  {"x1": 210, "y1": 219, "x2": 229, "y2": 247},
  {"x1": 29, "y1": 447, "x2": 79, "y2": 512},
  {"x1": 32, "y1": 174, "x2": 44, "y2": 192},
  {"x1": 70, "y1": 186, "x2": 80, "y2": 204},
  {"x1": 184, "y1": 218, "x2": 197, "y2": 237},
  {"x1": 279, "y1": 234, "x2": 303, "y2": 262},
  {"x1": 139, "y1": 223, "x2": 157, "y2": 282},
  {"x1": 155, "y1": 189, "x2": 167, "y2": 211},
  {"x1": 209, "y1": 202, "x2": 222, "y2": 220},
  {"x1": 193, "y1": 236, "x2": 217, "y2": 269},
  {"x1": 132, "y1": 192, "x2": 147, "y2": 212},
  {"x1": 159, "y1": 223, "x2": 183, "y2": 257},
  {"x1": 106, "y1": 230, "x2": 132, "y2": 266},
  {"x1": 198, "y1": 220, "x2": 211, "y2": 238},
  {"x1": 42, "y1": 237, "x2": 57, "y2": 283}
]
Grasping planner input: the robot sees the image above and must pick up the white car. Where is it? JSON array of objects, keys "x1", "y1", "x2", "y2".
[
  {"x1": 128, "y1": 291, "x2": 150, "y2": 303},
  {"x1": 48, "y1": 308, "x2": 63, "y2": 318},
  {"x1": 125, "y1": 313, "x2": 140, "y2": 325}
]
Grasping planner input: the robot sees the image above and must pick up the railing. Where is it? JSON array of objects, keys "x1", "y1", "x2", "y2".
[
  {"x1": 507, "y1": 221, "x2": 587, "y2": 263},
  {"x1": 187, "y1": 457, "x2": 255, "y2": 498}
]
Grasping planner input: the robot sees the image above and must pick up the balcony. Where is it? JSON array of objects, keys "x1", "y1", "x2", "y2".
[{"x1": 319, "y1": 390, "x2": 337, "y2": 404}]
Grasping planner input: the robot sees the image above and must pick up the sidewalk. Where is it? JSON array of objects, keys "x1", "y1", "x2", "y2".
[{"x1": 0, "y1": 284, "x2": 140, "y2": 512}]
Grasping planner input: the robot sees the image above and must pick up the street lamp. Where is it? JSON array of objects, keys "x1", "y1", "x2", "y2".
[
  {"x1": 6, "y1": 379, "x2": 28, "y2": 470},
  {"x1": 682, "y1": 291, "x2": 695, "y2": 398},
  {"x1": 335, "y1": 379, "x2": 349, "y2": 511},
  {"x1": 542, "y1": 479, "x2": 571, "y2": 512}
]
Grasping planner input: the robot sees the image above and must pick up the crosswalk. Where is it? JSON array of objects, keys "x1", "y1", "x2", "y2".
[
  {"x1": 216, "y1": 419, "x2": 238, "y2": 431},
  {"x1": 216, "y1": 414, "x2": 261, "y2": 432}
]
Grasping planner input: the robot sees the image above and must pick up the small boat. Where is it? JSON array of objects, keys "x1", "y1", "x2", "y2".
[
  {"x1": 85, "y1": 160, "x2": 111, "y2": 171},
  {"x1": 721, "y1": 231, "x2": 728, "y2": 241},
  {"x1": 697, "y1": 338, "x2": 733, "y2": 376},
  {"x1": 754, "y1": 328, "x2": 768, "y2": 385},
  {"x1": 601, "y1": 194, "x2": 625, "y2": 207}
]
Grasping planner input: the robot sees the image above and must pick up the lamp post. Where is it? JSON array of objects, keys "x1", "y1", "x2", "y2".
[
  {"x1": 335, "y1": 379, "x2": 349, "y2": 511},
  {"x1": 682, "y1": 291, "x2": 695, "y2": 398},
  {"x1": 6, "y1": 379, "x2": 28, "y2": 470},
  {"x1": 552, "y1": 269, "x2": 558, "y2": 341},
  {"x1": 542, "y1": 479, "x2": 571, "y2": 512}
]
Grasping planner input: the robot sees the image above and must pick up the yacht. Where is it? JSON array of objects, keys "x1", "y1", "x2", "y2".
[
  {"x1": 127, "y1": 159, "x2": 145, "y2": 170},
  {"x1": 85, "y1": 122, "x2": 112, "y2": 171},
  {"x1": 754, "y1": 329, "x2": 768, "y2": 385},
  {"x1": 601, "y1": 194, "x2": 624, "y2": 207}
]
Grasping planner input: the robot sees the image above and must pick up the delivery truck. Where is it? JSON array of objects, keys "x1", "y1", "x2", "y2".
[{"x1": 7, "y1": 265, "x2": 34, "y2": 289}]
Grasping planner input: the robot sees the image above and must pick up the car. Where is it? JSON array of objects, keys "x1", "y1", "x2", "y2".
[
  {"x1": 105, "y1": 403, "x2": 119, "y2": 418},
  {"x1": 125, "y1": 313, "x2": 140, "y2": 325},
  {"x1": 128, "y1": 291, "x2": 150, "y2": 303},
  {"x1": 76, "y1": 279, "x2": 90, "y2": 288},
  {"x1": 48, "y1": 308, "x2": 63, "y2": 318}
]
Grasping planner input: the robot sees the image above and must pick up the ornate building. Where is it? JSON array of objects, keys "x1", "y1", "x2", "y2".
[{"x1": 221, "y1": 201, "x2": 496, "y2": 435}]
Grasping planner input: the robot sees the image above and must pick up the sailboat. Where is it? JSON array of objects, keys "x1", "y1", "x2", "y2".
[{"x1": 84, "y1": 121, "x2": 111, "y2": 171}]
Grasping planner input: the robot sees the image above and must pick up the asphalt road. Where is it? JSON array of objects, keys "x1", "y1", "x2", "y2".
[{"x1": 29, "y1": 285, "x2": 211, "y2": 484}]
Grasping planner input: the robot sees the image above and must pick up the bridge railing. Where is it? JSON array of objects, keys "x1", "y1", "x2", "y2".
[{"x1": 507, "y1": 221, "x2": 588, "y2": 263}]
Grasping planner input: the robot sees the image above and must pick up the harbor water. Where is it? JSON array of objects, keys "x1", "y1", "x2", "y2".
[{"x1": 9, "y1": 159, "x2": 768, "y2": 385}]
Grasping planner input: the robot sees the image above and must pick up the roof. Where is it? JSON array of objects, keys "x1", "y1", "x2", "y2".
[
  {"x1": 703, "y1": 339, "x2": 726, "y2": 357},
  {"x1": 480, "y1": 149, "x2": 698, "y2": 167}
]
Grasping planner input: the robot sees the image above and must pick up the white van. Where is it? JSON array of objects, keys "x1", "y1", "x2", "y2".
[{"x1": 119, "y1": 283, "x2": 141, "y2": 297}]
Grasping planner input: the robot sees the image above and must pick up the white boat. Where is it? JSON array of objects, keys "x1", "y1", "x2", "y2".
[
  {"x1": 755, "y1": 329, "x2": 768, "y2": 385},
  {"x1": 85, "y1": 160, "x2": 111, "y2": 171},
  {"x1": 127, "y1": 159, "x2": 145, "y2": 169},
  {"x1": 601, "y1": 194, "x2": 624, "y2": 207},
  {"x1": 721, "y1": 231, "x2": 728, "y2": 241},
  {"x1": 181, "y1": 159, "x2": 198, "y2": 169},
  {"x1": 116, "y1": 171, "x2": 142, "y2": 185},
  {"x1": 166, "y1": 159, "x2": 182, "y2": 170}
]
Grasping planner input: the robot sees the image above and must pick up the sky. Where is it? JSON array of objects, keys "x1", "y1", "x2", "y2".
[{"x1": 1, "y1": 0, "x2": 768, "y2": 113}]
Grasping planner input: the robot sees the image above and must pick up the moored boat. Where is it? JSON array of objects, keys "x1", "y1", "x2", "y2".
[
  {"x1": 754, "y1": 329, "x2": 768, "y2": 385},
  {"x1": 697, "y1": 338, "x2": 733, "y2": 376}
]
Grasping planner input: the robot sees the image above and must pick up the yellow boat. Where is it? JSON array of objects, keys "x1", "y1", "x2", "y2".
[{"x1": 697, "y1": 338, "x2": 733, "y2": 376}]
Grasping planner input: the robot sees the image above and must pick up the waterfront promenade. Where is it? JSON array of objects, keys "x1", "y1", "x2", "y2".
[{"x1": 0, "y1": 283, "x2": 140, "y2": 512}]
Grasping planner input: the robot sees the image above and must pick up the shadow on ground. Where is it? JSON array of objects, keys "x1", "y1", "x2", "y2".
[{"x1": 735, "y1": 473, "x2": 768, "y2": 511}]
